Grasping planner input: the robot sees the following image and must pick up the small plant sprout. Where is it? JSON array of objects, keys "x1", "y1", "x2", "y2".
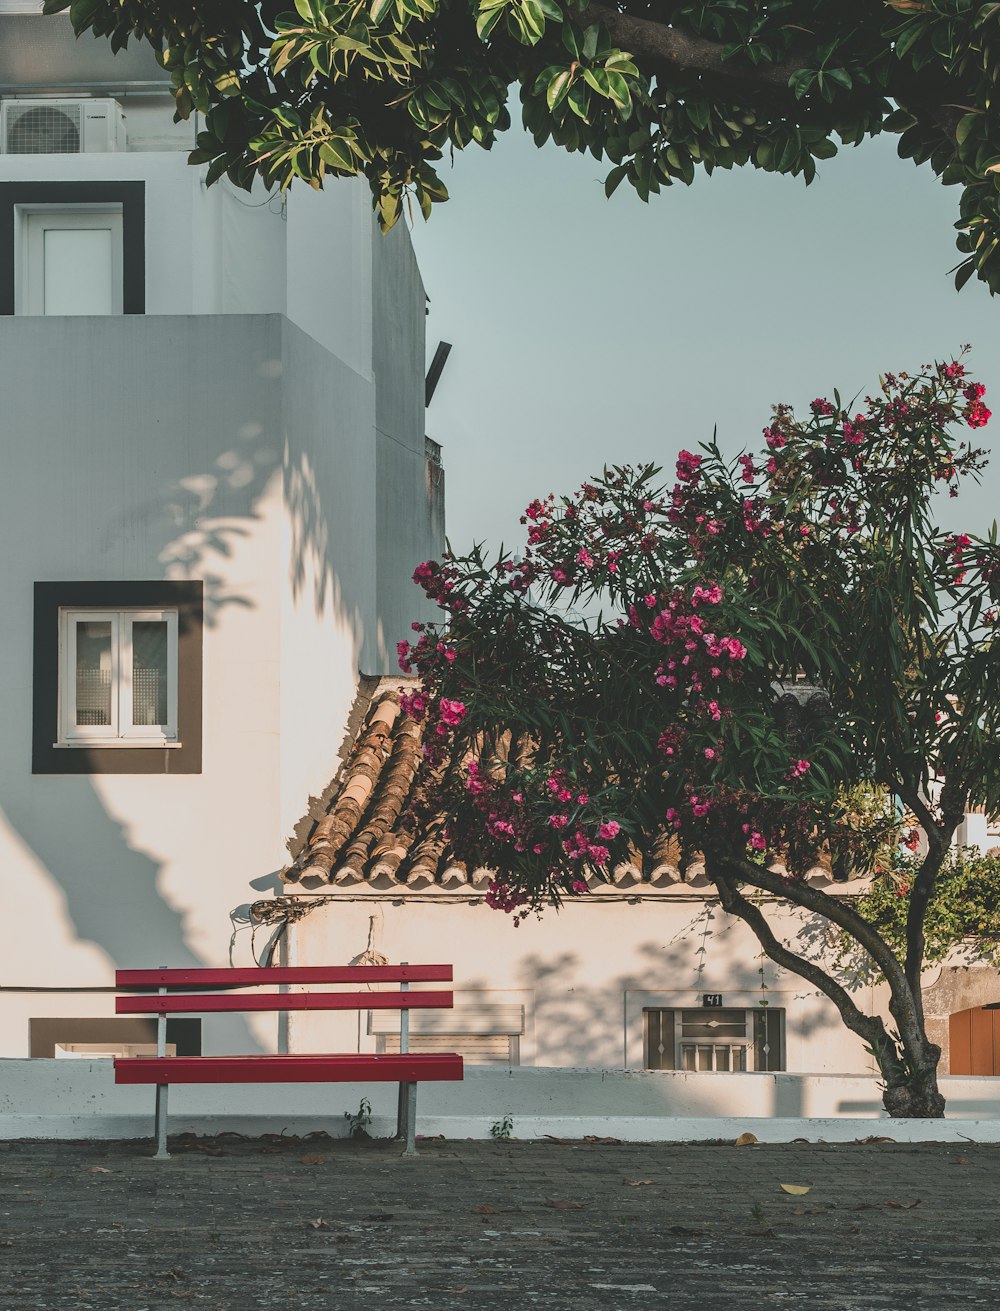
[{"x1": 344, "y1": 1096, "x2": 373, "y2": 1140}]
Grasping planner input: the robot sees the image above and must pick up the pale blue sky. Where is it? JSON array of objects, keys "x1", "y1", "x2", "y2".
[{"x1": 411, "y1": 127, "x2": 999, "y2": 554}]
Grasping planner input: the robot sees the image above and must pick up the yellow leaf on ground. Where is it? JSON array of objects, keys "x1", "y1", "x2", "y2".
[
  {"x1": 735, "y1": 1132, "x2": 758, "y2": 1147},
  {"x1": 779, "y1": 1183, "x2": 812, "y2": 1195}
]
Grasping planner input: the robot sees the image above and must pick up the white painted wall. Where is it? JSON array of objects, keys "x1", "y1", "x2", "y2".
[
  {"x1": 0, "y1": 315, "x2": 381, "y2": 1056},
  {"x1": 0, "y1": 25, "x2": 442, "y2": 1063},
  {"x1": 5, "y1": 1060, "x2": 1000, "y2": 1141},
  {"x1": 287, "y1": 889, "x2": 878, "y2": 1076}
]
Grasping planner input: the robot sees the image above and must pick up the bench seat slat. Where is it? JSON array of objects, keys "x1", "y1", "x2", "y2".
[
  {"x1": 116, "y1": 966, "x2": 453, "y2": 989},
  {"x1": 114, "y1": 1053, "x2": 464, "y2": 1085},
  {"x1": 116, "y1": 989, "x2": 453, "y2": 1016}
]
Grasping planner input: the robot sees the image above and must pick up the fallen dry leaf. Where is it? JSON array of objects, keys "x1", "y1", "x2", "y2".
[
  {"x1": 474, "y1": 1205, "x2": 499, "y2": 1215},
  {"x1": 543, "y1": 1135, "x2": 573, "y2": 1145},
  {"x1": 854, "y1": 1136, "x2": 893, "y2": 1145},
  {"x1": 583, "y1": 1135, "x2": 622, "y2": 1145},
  {"x1": 779, "y1": 1184, "x2": 812, "y2": 1196},
  {"x1": 86, "y1": 1167, "x2": 113, "y2": 1175},
  {"x1": 623, "y1": 1180, "x2": 655, "y2": 1188},
  {"x1": 544, "y1": 1200, "x2": 587, "y2": 1210},
  {"x1": 735, "y1": 1132, "x2": 758, "y2": 1147},
  {"x1": 953, "y1": 1156, "x2": 972, "y2": 1166},
  {"x1": 448, "y1": 1287, "x2": 468, "y2": 1295},
  {"x1": 300, "y1": 1155, "x2": 325, "y2": 1166},
  {"x1": 307, "y1": 1218, "x2": 328, "y2": 1229},
  {"x1": 884, "y1": 1199, "x2": 921, "y2": 1210}
]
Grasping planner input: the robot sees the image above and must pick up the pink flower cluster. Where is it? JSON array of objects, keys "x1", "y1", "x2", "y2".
[
  {"x1": 841, "y1": 415, "x2": 866, "y2": 446},
  {"x1": 399, "y1": 690, "x2": 427, "y2": 721},
  {"x1": 675, "y1": 450, "x2": 703, "y2": 483},
  {"x1": 397, "y1": 631, "x2": 458, "y2": 676},
  {"x1": 943, "y1": 533, "x2": 972, "y2": 585},
  {"x1": 964, "y1": 380, "x2": 991, "y2": 429},
  {"x1": 463, "y1": 762, "x2": 623, "y2": 894},
  {"x1": 412, "y1": 559, "x2": 468, "y2": 614},
  {"x1": 763, "y1": 425, "x2": 786, "y2": 450},
  {"x1": 485, "y1": 880, "x2": 528, "y2": 916},
  {"x1": 437, "y1": 698, "x2": 466, "y2": 728}
]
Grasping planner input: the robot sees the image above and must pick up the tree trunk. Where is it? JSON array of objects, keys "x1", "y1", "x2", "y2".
[{"x1": 880, "y1": 1042, "x2": 945, "y2": 1119}]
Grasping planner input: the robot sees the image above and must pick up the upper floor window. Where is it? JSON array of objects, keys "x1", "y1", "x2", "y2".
[
  {"x1": 0, "y1": 181, "x2": 144, "y2": 315},
  {"x1": 33, "y1": 581, "x2": 202, "y2": 775},
  {"x1": 58, "y1": 607, "x2": 178, "y2": 747},
  {"x1": 17, "y1": 205, "x2": 123, "y2": 314}
]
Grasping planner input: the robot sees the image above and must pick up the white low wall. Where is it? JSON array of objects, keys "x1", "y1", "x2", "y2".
[{"x1": 4, "y1": 1061, "x2": 1000, "y2": 1142}]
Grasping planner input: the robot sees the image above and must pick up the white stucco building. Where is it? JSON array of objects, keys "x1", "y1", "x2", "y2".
[{"x1": 0, "y1": 5, "x2": 442, "y2": 1060}]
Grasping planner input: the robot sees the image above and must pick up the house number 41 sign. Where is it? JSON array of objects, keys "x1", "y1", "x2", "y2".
[{"x1": 702, "y1": 994, "x2": 723, "y2": 1008}]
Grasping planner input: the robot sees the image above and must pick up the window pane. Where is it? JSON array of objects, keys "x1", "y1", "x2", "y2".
[
  {"x1": 75, "y1": 621, "x2": 112, "y2": 726},
  {"x1": 43, "y1": 228, "x2": 113, "y2": 315},
  {"x1": 680, "y1": 1009, "x2": 747, "y2": 1040},
  {"x1": 131, "y1": 621, "x2": 168, "y2": 726},
  {"x1": 643, "y1": 1009, "x2": 675, "y2": 1070},
  {"x1": 753, "y1": 1009, "x2": 785, "y2": 1071}
]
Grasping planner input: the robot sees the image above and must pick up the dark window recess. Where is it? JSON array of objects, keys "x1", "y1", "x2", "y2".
[
  {"x1": 0, "y1": 181, "x2": 145, "y2": 315},
  {"x1": 29, "y1": 1016, "x2": 201, "y2": 1058},
  {"x1": 33, "y1": 580, "x2": 203, "y2": 775}
]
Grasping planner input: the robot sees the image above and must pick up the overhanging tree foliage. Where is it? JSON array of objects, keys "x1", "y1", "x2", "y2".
[
  {"x1": 45, "y1": 0, "x2": 1000, "y2": 292},
  {"x1": 395, "y1": 357, "x2": 999, "y2": 1117}
]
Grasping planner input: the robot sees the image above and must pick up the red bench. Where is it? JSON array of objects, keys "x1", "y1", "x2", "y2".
[{"x1": 114, "y1": 964, "x2": 464, "y2": 1158}]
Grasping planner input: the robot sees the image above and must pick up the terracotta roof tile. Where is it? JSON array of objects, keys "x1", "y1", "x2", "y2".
[{"x1": 284, "y1": 682, "x2": 836, "y2": 890}]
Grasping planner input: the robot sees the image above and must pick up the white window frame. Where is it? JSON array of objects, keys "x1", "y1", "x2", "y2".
[
  {"x1": 14, "y1": 204, "x2": 124, "y2": 316},
  {"x1": 57, "y1": 607, "x2": 179, "y2": 747}
]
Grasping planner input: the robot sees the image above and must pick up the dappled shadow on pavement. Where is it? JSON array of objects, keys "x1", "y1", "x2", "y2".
[{"x1": 1, "y1": 1136, "x2": 998, "y2": 1309}]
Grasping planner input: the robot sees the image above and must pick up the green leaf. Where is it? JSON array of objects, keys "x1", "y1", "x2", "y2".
[
  {"x1": 319, "y1": 137, "x2": 356, "y2": 169},
  {"x1": 547, "y1": 69, "x2": 573, "y2": 112},
  {"x1": 604, "y1": 71, "x2": 633, "y2": 113}
]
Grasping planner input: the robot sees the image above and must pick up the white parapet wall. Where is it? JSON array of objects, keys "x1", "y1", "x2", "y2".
[{"x1": 4, "y1": 1061, "x2": 1000, "y2": 1143}]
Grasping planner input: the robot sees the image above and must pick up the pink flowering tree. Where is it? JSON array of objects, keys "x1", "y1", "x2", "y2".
[{"x1": 398, "y1": 357, "x2": 999, "y2": 1117}]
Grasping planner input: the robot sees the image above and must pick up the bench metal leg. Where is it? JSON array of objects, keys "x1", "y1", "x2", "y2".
[
  {"x1": 396, "y1": 1081, "x2": 417, "y2": 1156},
  {"x1": 154, "y1": 1084, "x2": 170, "y2": 1160}
]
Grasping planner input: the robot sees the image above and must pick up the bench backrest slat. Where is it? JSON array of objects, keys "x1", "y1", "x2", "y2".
[
  {"x1": 116, "y1": 965, "x2": 452, "y2": 989},
  {"x1": 117, "y1": 989, "x2": 454, "y2": 1016}
]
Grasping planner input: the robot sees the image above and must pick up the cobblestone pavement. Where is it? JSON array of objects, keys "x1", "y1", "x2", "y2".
[{"x1": 1, "y1": 1133, "x2": 998, "y2": 1311}]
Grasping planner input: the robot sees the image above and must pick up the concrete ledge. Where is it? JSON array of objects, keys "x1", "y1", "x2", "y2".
[{"x1": 3, "y1": 1060, "x2": 1000, "y2": 1141}]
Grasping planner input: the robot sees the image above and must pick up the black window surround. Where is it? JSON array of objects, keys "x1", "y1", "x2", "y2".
[
  {"x1": 0, "y1": 180, "x2": 145, "y2": 315},
  {"x1": 33, "y1": 581, "x2": 203, "y2": 775}
]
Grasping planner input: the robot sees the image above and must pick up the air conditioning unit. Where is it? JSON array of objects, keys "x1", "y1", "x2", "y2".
[{"x1": 0, "y1": 98, "x2": 127, "y2": 154}]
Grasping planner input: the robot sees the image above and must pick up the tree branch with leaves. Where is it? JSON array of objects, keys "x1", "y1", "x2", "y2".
[{"x1": 43, "y1": 0, "x2": 1000, "y2": 292}]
